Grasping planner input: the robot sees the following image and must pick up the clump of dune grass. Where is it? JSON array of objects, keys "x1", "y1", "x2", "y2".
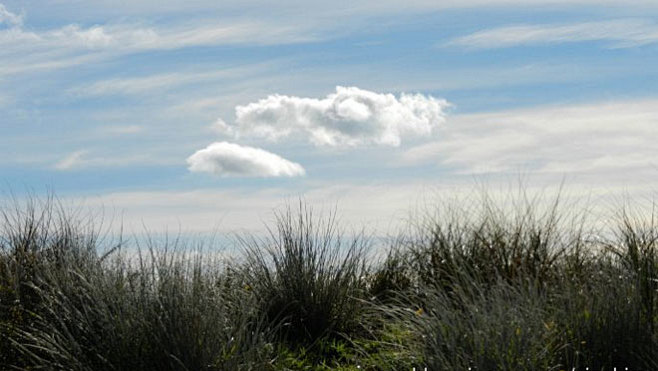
[
  {"x1": 373, "y1": 190, "x2": 575, "y2": 370},
  {"x1": 367, "y1": 240, "x2": 413, "y2": 304},
  {"x1": 552, "y1": 204, "x2": 658, "y2": 369},
  {"x1": 239, "y1": 203, "x2": 369, "y2": 345},
  {"x1": 402, "y1": 189, "x2": 578, "y2": 289},
  {"x1": 0, "y1": 195, "x2": 276, "y2": 370},
  {"x1": 376, "y1": 190, "x2": 658, "y2": 370},
  {"x1": 404, "y1": 275, "x2": 560, "y2": 370}
]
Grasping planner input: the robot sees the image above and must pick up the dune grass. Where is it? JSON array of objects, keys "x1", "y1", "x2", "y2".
[
  {"x1": 238, "y1": 203, "x2": 369, "y2": 344},
  {"x1": 1, "y1": 191, "x2": 657, "y2": 370}
]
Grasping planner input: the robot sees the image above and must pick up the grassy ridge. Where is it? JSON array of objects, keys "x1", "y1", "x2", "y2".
[{"x1": 1, "y1": 192, "x2": 657, "y2": 370}]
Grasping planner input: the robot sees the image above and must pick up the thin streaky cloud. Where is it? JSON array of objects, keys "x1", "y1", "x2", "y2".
[
  {"x1": 401, "y1": 98, "x2": 658, "y2": 176},
  {"x1": 0, "y1": 3, "x2": 319, "y2": 77},
  {"x1": 445, "y1": 19, "x2": 658, "y2": 49},
  {"x1": 52, "y1": 150, "x2": 181, "y2": 170},
  {"x1": 99, "y1": 125, "x2": 143, "y2": 135},
  {"x1": 57, "y1": 182, "x2": 430, "y2": 234},
  {"x1": 0, "y1": 17, "x2": 317, "y2": 53},
  {"x1": 54, "y1": 150, "x2": 88, "y2": 171},
  {"x1": 0, "y1": 3, "x2": 21, "y2": 26},
  {"x1": 17, "y1": 0, "x2": 658, "y2": 21},
  {"x1": 55, "y1": 178, "x2": 655, "y2": 235},
  {"x1": 71, "y1": 62, "x2": 280, "y2": 97}
]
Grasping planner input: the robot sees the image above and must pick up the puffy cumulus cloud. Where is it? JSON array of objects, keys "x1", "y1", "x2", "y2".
[
  {"x1": 209, "y1": 118, "x2": 234, "y2": 136},
  {"x1": 187, "y1": 142, "x2": 305, "y2": 177},
  {"x1": 227, "y1": 86, "x2": 449, "y2": 147}
]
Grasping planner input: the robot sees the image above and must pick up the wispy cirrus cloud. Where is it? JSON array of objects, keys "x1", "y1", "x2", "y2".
[
  {"x1": 0, "y1": 3, "x2": 21, "y2": 26},
  {"x1": 446, "y1": 19, "x2": 658, "y2": 49},
  {"x1": 402, "y1": 99, "x2": 658, "y2": 177},
  {"x1": 187, "y1": 142, "x2": 305, "y2": 178},
  {"x1": 20, "y1": 0, "x2": 658, "y2": 22},
  {"x1": 98, "y1": 125, "x2": 143, "y2": 135},
  {"x1": 70, "y1": 62, "x2": 278, "y2": 97},
  {"x1": 54, "y1": 150, "x2": 88, "y2": 170},
  {"x1": 0, "y1": 3, "x2": 318, "y2": 77},
  {"x1": 217, "y1": 86, "x2": 449, "y2": 147},
  {"x1": 60, "y1": 181, "x2": 431, "y2": 234},
  {"x1": 53, "y1": 149, "x2": 181, "y2": 170}
]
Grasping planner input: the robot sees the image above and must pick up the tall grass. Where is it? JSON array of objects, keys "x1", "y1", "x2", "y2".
[
  {"x1": 239, "y1": 203, "x2": 369, "y2": 344},
  {"x1": 0, "y1": 196, "x2": 276, "y2": 370},
  {"x1": 378, "y1": 192, "x2": 658, "y2": 370},
  {"x1": 2, "y1": 191, "x2": 658, "y2": 370}
]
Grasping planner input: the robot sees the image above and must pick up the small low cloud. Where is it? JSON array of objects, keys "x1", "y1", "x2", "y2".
[
  {"x1": 187, "y1": 142, "x2": 305, "y2": 178},
  {"x1": 209, "y1": 118, "x2": 234, "y2": 136},
  {"x1": 222, "y1": 86, "x2": 449, "y2": 147},
  {"x1": 54, "y1": 150, "x2": 87, "y2": 170},
  {"x1": 446, "y1": 19, "x2": 658, "y2": 49}
]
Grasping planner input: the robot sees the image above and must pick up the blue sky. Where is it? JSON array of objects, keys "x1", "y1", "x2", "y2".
[{"x1": 2, "y1": 0, "x2": 658, "y2": 233}]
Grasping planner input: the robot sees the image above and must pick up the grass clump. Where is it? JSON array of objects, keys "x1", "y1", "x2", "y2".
[
  {"x1": 377, "y1": 191, "x2": 658, "y2": 370},
  {"x1": 0, "y1": 196, "x2": 276, "y2": 370},
  {"x1": 239, "y1": 203, "x2": 369, "y2": 344},
  {"x1": 406, "y1": 277, "x2": 559, "y2": 370}
]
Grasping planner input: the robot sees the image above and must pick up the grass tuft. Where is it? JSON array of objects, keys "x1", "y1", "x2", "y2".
[{"x1": 239, "y1": 202, "x2": 369, "y2": 344}]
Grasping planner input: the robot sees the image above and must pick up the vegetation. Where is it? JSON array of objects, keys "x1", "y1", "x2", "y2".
[{"x1": 1, "y1": 191, "x2": 658, "y2": 370}]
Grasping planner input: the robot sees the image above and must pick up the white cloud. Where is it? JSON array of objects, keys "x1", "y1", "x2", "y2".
[
  {"x1": 50, "y1": 178, "x2": 654, "y2": 237},
  {"x1": 402, "y1": 99, "x2": 658, "y2": 178},
  {"x1": 446, "y1": 19, "x2": 658, "y2": 49},
  {"x1": 187, "y1": 141, "x2": 305, "y2": 177},
  {"x1": 0, "y1": 3, "x2": 21, "y2": 27},
  {"x1": 54, "y1": 150, "x2": 88, "y2": 170},
  {"x1": 99, "y1": 125, "x2": 143, "y2": 134},
  {"x1": 0, "y1": 4, "x2": 317, "y2": 77},
  {"x1": 51, "y1": 149, "x2": 180, "y2": 170},
  {"x1": 0, "y1": 19, "x2": 314, "y2": 53},
  {"x1": 18, "y1": 0, "x2": 658, "y2": 22},
  {"x1": 209, "y1": 118, "x2": 234, "y2": 136},
  {"x1": 75, "y1": 71, "x2": 210, "y2": 97},
  {"x1": 3, "y1": 2, "x2": 655, "y2": 78},
  {"x1": 52, "y1": 181, "x2": 436, "y2": 235},
  {"x1": 225, "y1": 86, "x2": 449, "y2": 147},
  {"x1": 70, "y1": 61, "x2": 279, "y2": 97}
]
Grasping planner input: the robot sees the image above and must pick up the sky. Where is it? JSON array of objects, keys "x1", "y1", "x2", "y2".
[{"x1": 2, "y1": 0, "x2": 658, "y2": 235}]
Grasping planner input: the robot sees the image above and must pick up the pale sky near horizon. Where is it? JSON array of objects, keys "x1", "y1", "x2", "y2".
[{"x1": 2, "y1": 1, "x2": 658, "y2": 234}]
